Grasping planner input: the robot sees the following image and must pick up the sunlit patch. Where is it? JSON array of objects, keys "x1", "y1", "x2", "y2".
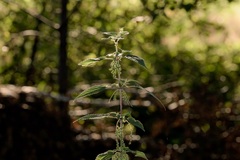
[
  {"x1": 1, "y1": 46, "x2": 9, "y2": 52},
  {"x1": 168, "y1": 102, "x2": 178, "y2": 110},
  {"x1": 236, "y1": 137, "x2": 240, "y2": 143}
]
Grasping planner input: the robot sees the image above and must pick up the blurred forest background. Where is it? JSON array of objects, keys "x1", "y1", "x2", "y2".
[{"x1": 0, "y1": 0, "x2": 240, "y2": 160}]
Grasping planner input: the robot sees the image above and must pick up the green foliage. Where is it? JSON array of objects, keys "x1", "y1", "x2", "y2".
[
  {"x1": 124, "y1": 54, "x2": 147, "y2": 69},
  {"x1": 78, "y1": 57, "x2": 109, "y2": 67},
  {"x1": 74, "y1": 112, "x2": 119, "y2": 121},
  {"x1": 75, "y1": 84, "x2": 109, "y2": 99},
  {"x1": 1, "y1": 0, "x2": 239, "y2": 101},
  {"x1": 112, "y1": 152, "x2": 129, "y2": 160},
  {"x1": 96, "y1": 150, "x2": 115, "y2": 160},
  {"x1": 125, "y1": 115, "x2": 145, "y2": 132},
  {"x1": 95, "y1": 148, "x2": 148, "y2": 160},
  {"x1": 76, "y1": 28, "x2": 149, "y2": 159},
  {"x1": 1, "y1": 1, "x2": 240, "y2": 158},
  {"x1": 134, "y1": 151, "x2": 148, "y2": 159}
]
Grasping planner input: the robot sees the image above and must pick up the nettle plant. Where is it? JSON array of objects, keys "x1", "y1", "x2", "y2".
[{"x1": 75, "y1": 28, "x2": 163, "y2": 160}]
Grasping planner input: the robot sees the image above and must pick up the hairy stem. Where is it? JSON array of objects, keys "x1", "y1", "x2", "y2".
[{"x1": 115, "y1": 39, "x2": 124, "y2": 158}]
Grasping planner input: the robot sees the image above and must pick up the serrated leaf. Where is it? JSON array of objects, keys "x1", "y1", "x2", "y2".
[
  {"x1": 95, "y1": 150, "x2": 115, "y2": 160},
  {"x1": 127, "y1": 84, "x2": 166, "y2": 110},
  {"x1": 124, "y1": 54, "x2": 147, "y2": 69},
  {"x1": 75, "y1": 112, "x2": 119, "y2": 121},
  {"x1": 78, "y1": 57, "x2": 106, "y2": 67},
  {"x1": 135, "y1": 151, "x2": 148, "y2": 160},
  {"x1": 75, "y1": 85, "x2": 107, "y2": 99},
  {"x1": 103, "y1": 32, "x2": 117, "y2": 36},
  {"x1": 126, "y1": 116, "x2": 145, "y2": 132}
]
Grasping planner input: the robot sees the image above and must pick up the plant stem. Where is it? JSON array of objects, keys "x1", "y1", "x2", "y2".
[
  {"x1": 118, "y1": 71, "x2": 124, "y2": 147},
  {"x1": 114, "y1": 39, "x2": 122, "y2": 116},
  {"x1": 115, "y1": 39, "x2": 124, "y2": 158}
]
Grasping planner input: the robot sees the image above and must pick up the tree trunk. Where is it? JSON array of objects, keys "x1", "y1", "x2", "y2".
[{"x1": 58, "y1": 0, "x2": 69, "y2": 109}]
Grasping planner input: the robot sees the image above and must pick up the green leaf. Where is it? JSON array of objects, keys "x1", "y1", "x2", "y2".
[
  {"x1": 135, "y1": 151, "x2": 148, "y2": 160},
  {"x1": 78, "y1": 57, "x2": 106, "y2": 67},
  {"x1": 122, "y1": 147, "x2": 132, "y2": 153},
  {"x1": 137, "y1": 86, "x2": 166, "y2": 110},
  {"x1": 103, "y1": 32, "x2": 117, "y2": 36},
  {"x1": 108, "y1": 89, "x2": 118, "y2": 102},
  {"x1": 127, "y1": 83, "x2": 166, "y2": 110},
  {"x1": 125, "y1": 79, "x2": 141, "y2": 87},
  {"x1": 112, "y1": 152, "x2": 129, "y2": 160},
  {"x1": 124, "y1": 54, "x2": 147, "y2": 69},
  {"x1": 75, "y1": 112, "x2": 119, "y2": 121},
  {"x1": 95, "y1": 150, "x2": 115, "y2": 160},
  {"x1": 75, "y1": 85, "x2": 107, "y2": 99},
  {"x1": 119, "y1": 28, "x2": 129, "y2": 36},
  {"x1": 126, "y1": 116, "x2": 145, "y2": 132}
]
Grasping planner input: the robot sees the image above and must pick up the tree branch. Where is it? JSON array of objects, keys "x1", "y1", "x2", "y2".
[
  {"x1": 2, "y1": 0, "x2": 59, "y2": 30},
  {"x1": 25, "y1": 2, "x2": 47, "y2": 85}
]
